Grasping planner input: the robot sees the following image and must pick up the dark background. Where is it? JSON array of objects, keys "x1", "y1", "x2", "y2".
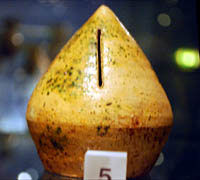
[{"x1": 0, "y1": 0, "x2": 199, "y2": 179}]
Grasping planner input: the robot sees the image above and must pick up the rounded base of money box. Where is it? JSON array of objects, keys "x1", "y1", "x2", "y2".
[{"x1": 28, "y1": 120, "x2": 171, "y2": 178}]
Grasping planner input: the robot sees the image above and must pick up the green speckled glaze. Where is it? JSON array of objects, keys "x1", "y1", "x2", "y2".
[
  {"x1": 29, "y1": 5, "x2": 172, "y2": 128},
  {"x1": 28, "y1": 4, "x2": 173, "y2": 128},
  {"x1": 38, "y1": 5, "x2": 147, "y2": 102}
]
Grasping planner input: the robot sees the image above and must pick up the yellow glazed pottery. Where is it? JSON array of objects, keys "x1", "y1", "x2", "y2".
[{"x1": 26, "y1": 5, "x2": 173, "y2": 178}]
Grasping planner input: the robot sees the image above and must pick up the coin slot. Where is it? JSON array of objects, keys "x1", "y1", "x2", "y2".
[{"x1": 97, "y1": 29, "x2": 103, "y2": 87}]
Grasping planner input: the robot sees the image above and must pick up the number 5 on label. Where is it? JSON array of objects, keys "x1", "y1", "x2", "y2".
[
  {"x1": 99, "y1": 168, "x2": 111, "y2": 180},
  {"x1": 84, "y1": 150, "x2": 127, "y2": 180}
]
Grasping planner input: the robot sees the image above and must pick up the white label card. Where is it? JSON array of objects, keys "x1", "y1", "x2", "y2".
[{"x1": 84, "y1": 150, "x2": 127, "y2": 180}]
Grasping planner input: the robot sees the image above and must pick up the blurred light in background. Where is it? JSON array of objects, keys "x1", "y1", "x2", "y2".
[
  {"x1": 175, "y1": 48, "x2": 200, "y2": 70},
  {"x1": 17, "y1": 172, "x2": 32, "y2": 180},
  {"x1": 11, "y1": 32, "x2": 24, "y2": 46},
  {"x1": 0, "y1": 116, "x2": 28, "y2": 134},
  {"x1": 26, "y1": 168, "x2": 39, "y2": 180},
  {"x1": 154, "y1": 152, "x2": 164, "y2": 167},
  {"x1": 157, "y1": 13, "x2": 171, "y2": 27}
]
